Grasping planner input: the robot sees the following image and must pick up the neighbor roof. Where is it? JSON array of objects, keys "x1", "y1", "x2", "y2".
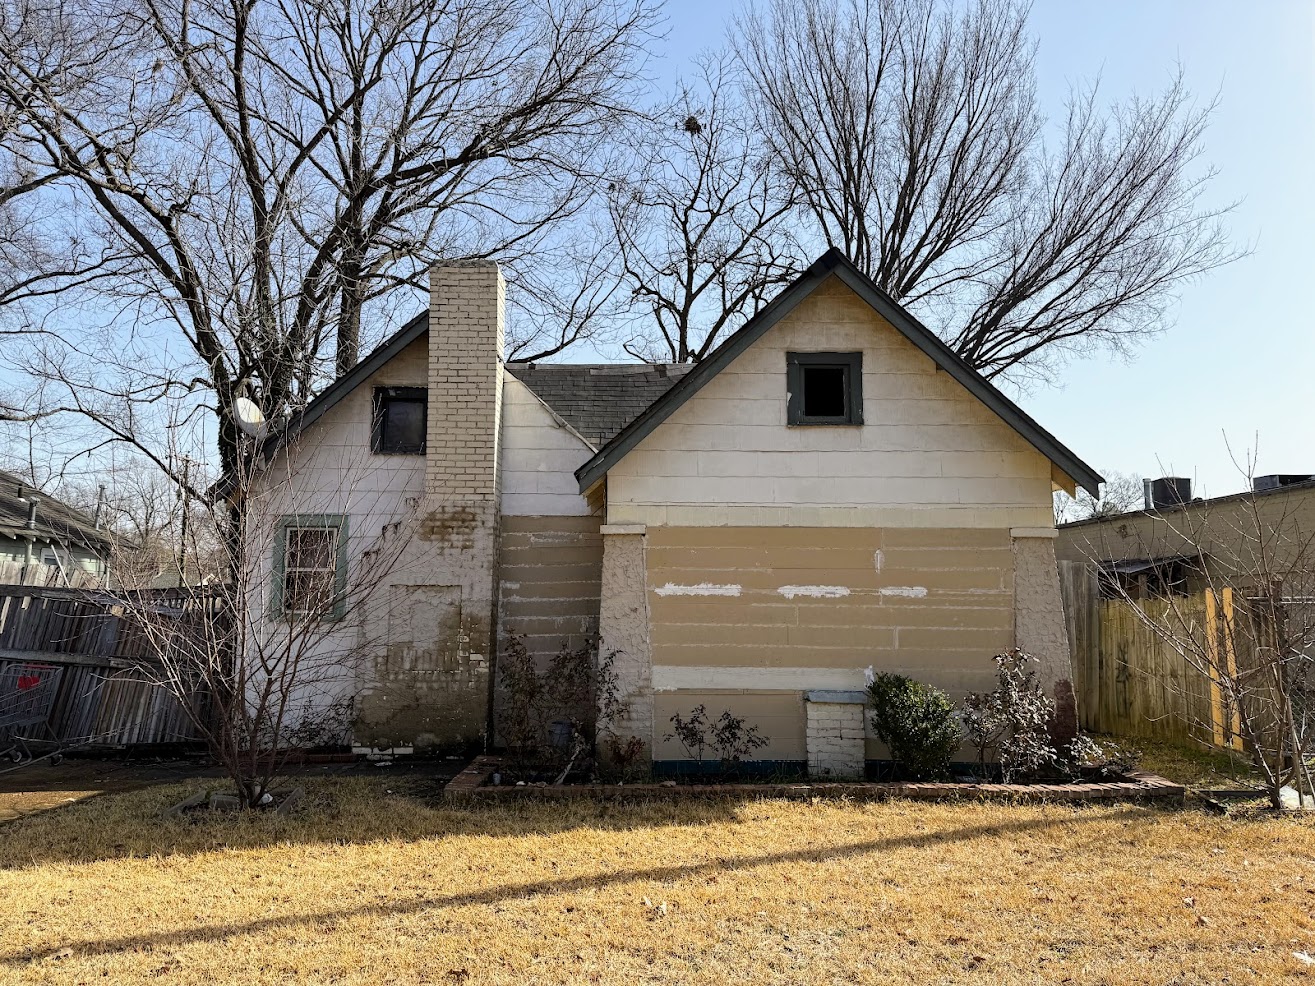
[
  {"x1": 504, "y1": 363, "x2": 693, "y2": 449},
  {"x1": 0, "y1": 469, "x2": 115, "y2": 551},
  {"x1": 573, "y1": 248, "x2": 1103, "y2": 496}
]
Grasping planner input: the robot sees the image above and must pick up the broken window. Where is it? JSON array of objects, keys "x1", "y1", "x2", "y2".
[
  {"x1": 371, "y1": 386, "x2": 427, "y2": 454},
  {"x1": 787, "y1": 352, "x2": 863, "y2": 425}
]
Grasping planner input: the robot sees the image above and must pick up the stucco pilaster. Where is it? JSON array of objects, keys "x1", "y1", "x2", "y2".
[
  {"x1": 1011, "y1": 528, "x2": 1078, "y2": 742},
  {"x1": 598, "y1": 526, "x2": 653, "y2": 766}
]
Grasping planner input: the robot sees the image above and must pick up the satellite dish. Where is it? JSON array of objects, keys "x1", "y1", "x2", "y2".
[{"x1": 235, "y1": 397, "x2": 268, "y2": 439}]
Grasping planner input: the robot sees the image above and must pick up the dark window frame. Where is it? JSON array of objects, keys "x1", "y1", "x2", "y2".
[
  {"x1": 786, "y1": 351, "x2": 863, "y2": 426},
  {"x1": 371, "y1": 386, "x2": 427, "y2": 454}
]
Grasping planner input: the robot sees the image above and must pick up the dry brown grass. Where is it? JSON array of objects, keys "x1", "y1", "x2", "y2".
[{"x1": 0, "y1": 779, "x2": 1313, "y2": 985}]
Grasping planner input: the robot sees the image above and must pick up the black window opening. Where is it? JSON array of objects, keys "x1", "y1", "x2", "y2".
[
  {"x1": 787, "y1": 352, "x2": 863, "y2": 426},
  {"x1": 371, "y1": 387, "x2": 427, "y2": 454}
]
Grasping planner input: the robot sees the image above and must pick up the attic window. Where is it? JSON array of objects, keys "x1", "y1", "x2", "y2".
[
  {"x1": 787, "y1": 352, "x2": 863, "y2": 426},
  {"x1": 371, "y1": 387, "x2": 426, "y2": 454}
]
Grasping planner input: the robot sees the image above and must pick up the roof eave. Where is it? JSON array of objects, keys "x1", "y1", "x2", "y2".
[
  {"x1": 575, "y1": 249, "x2": 1103, "y2": 497},
  {"x1": 212, "y1": 309, "x2": 429, "y2": 500}
]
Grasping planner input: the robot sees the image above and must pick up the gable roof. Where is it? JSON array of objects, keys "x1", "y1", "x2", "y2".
[
  {"x1": 505, "y1": 363, "x2": 693, "y2": 450},
  {"x1": 258, "y1": 310, "x2": 430, "y2": 462},
  {"x1": 0, "y1": 469, "x2": 115, "y2": 552},
  {"x1": 573, "y1": 248, "x2": 1103, "y2": 496}
]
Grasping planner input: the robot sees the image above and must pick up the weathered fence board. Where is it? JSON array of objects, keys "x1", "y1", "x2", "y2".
[
  {"x1": 0, "y1": 585, "x2": 225, "y2": 749},
  {"x1": 1061, "y1": 564, "x2": 1232, "y2": 746}
]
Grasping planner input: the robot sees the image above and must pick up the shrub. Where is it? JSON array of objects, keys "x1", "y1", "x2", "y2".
[
  {"x1": 962, "y1": 649, "x2": 1057, "y2": 782},
  {"x1": 866, "y1": 673, "x2": 962, "y2": 780},
  {"x1": 962, "y1": 649, "x2": 1113, "y2": 783},
  {"x1": 665, "y1": 705, "x2": 769, "y2": 775},
  {"x1": 497, "y1": 634, "x2": 609, "y2": 764}
]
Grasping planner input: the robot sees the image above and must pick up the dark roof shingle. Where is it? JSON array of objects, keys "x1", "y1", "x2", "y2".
[
  {"x1": 0, "y1": 468, "x2": 114, "y2": 550},
  {"x1": 505, "y1": 363, "x2": 693, "y2": 449}
]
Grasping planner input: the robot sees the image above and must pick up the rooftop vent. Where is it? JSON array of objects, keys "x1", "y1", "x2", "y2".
[
  {"x1": 1252, "y1": 474, "x2": 1315, "y2": 493},
  {"x1": 1144, "y1": 477, "x2": 1192, "y2": 511}
]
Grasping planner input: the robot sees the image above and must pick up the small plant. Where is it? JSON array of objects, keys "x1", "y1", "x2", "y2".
[
  {"x1": 497, "y1": 633, "x2": 543, "y2": 760},
  {"x1": 603, "y1": 733, "x2": 649, "y2": 780},
  {"x1": 667, "y1": 705, "x2": 713, "y2": 763},
  {"x1": 866, "y1": 673, "x2": 961, "y2": 781},
  {"x1": 710, "y1": 708, "x2": 769, "y2": 769},
  {"x1": 665, "y1": 705, "x2": 769, "y2": 775},
  {"x1": 496, "y1": 634, "x2": 607, "y2": 765},
  {"x1": 593, "y1": 647, "x2": 652, "y2": 780},
  {"x1": 962, "y1": 649, "x2": 1057, "y2": 782}
]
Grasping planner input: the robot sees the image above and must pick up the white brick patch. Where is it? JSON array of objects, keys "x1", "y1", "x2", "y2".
[{"x1": 805, "y1": 699, "x2": 866, "y2": 780}]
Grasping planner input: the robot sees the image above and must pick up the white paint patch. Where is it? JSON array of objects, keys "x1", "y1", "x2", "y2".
[
  {"x1": 873, "y1": 549, "x2": 884, "y2": 572},
  {"x1": 778, "y1": 585, "x2": 850, "y2": 599},
  {"x1": 880, "y1": 586, "x2": 928, "y2": 598},
  {"x1": 654, "y1": 582, "x2": 742, "y2": 597}
]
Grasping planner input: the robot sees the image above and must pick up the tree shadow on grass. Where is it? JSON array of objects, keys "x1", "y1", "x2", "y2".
[
  {"x1": 0, "y1": 805, "x2": 1136, "y2": 967},
  {"x1": 0, "y1": 774, "x2": 780, "y2": 870}
]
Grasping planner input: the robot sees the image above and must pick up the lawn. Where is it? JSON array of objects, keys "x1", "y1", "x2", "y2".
[{"x1": 0, "y1": 779, "x2": 1313, "y2": 985}]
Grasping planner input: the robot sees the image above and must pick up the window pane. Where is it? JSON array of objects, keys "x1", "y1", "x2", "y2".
[
  {"x1": 802, "y1": 365, "x2": 847, "y2": 418},
  {"x1": 383, "y1": 398, "x2": 425, "y2": 451},
  {"x1": 284, "y1": 569, "x2": 334, "y2": 613},
  {"x1": 287, "y1": 527, "x2": 336, "y2": 570}
]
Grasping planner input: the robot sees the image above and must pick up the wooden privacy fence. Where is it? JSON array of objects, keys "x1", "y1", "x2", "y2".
[
  {"x1": 0, "y1": 585, "x2": 226, "y2": 749},
  {"x1": 1059, "y1": 562, "x2": 1245, "y2": 749}
]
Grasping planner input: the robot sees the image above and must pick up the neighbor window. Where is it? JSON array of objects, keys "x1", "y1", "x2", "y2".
[
  {"x1": 273, "y1": 515, "x2": 348, "y2": 620},
  {"x1": 371, "y1": 386, "x2": 427, "y2": 454},
  {"x1": 787, "y1": 352, "x2": 863, "y2": 425}
]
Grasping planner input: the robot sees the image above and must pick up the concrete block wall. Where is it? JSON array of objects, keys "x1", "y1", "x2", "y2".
[{"x1": 805, "y1": 693, "x2": 866, "y2": 780}]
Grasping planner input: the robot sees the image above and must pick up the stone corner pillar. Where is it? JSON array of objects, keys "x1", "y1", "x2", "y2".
[
  {"x1": 1010, "y1": 526, "x2": 1078, "y2": 743},
  {"x1": 597, "y1": 524, "x2": 653, "y2": 768}
]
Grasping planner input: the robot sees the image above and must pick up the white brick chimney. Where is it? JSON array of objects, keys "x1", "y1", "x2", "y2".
[{"x1": 426, "y1": 260, "x2": 505, "y2": 497}]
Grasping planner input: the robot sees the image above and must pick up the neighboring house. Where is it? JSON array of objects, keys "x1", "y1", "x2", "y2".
[
  {"x1": 0, "y1": 470, "x2": 115, "y2": 583},
  {"x1": 248, "y1": 249, "x2": 1102, "y2": 775},
  {"x1": 1056, "y1": 474, "x2": 1315, "y2": 599}
]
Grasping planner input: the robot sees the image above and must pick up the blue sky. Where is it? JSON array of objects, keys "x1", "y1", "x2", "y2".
[{"x1": 657, "y1": 0, "x2": 1315, "y2": 497}]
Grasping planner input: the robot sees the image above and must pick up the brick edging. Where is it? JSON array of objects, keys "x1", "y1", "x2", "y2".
[{"x1": 444, "y1": 759, "x2": 1185, "y2": 804}]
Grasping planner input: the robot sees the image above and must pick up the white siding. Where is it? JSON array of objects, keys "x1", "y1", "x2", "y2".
[
  {"x1": 498, "y1": 373, "x2": 595, "y2": 517},
  {"x1": 605, "y1": 275, "x2": 1056, "y2": 529}
]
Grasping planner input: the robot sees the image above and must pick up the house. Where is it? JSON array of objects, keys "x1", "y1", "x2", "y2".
[
  {"x1": 0, "y1": 470, "x2": 116, "y2": 584},
  {"x1": 1055, "y1": 474, "x2": 1315, "y2": 599},
  {"x1": 248, "y1": 249, "x2": 1101, "y2": 776}
]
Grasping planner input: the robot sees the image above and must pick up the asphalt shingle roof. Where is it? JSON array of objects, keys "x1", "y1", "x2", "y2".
[
  {"x1": 505, "y1": 362, "x2": 694, "y2": 449},
  {"x1": 0, "y1": 468, "x2": 114, "y2": 549}
]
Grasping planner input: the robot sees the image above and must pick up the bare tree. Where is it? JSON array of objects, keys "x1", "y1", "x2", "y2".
[
  {"x1": 59, "y1": 455, "x2": 225, "y2": 588},
  {"x1": 1081, "y1": 456, "x2": 1315, "y2": 811},
  {"x1": 737, "y1": 0, "x2": 1237, "y2": 382},
  {"x1": 0, "y1": 0, "x2": 656, "y2": 494},
  {"x1": 113, "y1": 435, "x2": 429, "y2": 808},
  {"x1": 1054, "y1": 470, "x2": 1144, "y2": 524},
  {"x1": 608, "y1": 53, "x2": 801, "y2": 362}
]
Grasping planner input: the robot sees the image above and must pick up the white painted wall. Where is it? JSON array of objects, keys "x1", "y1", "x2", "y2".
[
  {"x1": 245, "y1": 337, "x2": 436, "y2": 732},
  {"x1": 605, "y1": 275, "x2": 1056, "y2": 529},
  {"x1": 499, "y1": 373, "x2": 595, "y2": 518}
]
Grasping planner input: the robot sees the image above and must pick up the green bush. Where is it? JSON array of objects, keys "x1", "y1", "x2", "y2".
[{"x1": 866, "y1": 673, "x2": 962, "y2": 780}]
